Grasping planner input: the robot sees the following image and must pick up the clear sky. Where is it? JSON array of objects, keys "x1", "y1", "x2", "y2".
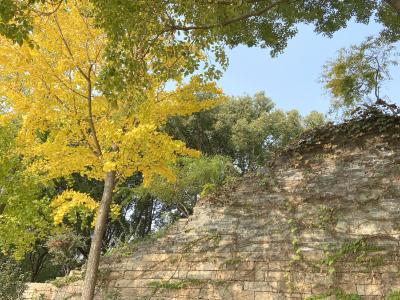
[{"x1": 218, "y1": 21, "x2": 400, "y2": 116}]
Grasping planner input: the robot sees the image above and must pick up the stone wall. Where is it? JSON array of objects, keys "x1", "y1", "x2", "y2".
[
  {"x1": 25, "y1": 116, "x2": 400, "y2": 299},
  {"x1": 24, "y1": 283, "x2": 57, "y2": 300}
]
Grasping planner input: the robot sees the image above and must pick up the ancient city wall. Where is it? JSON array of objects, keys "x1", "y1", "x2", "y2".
[{"x1": 25, "y1": 114, "x2": 400, "y2": 299}]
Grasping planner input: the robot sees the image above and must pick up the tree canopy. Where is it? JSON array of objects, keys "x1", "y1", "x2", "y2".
[
  {"x1": 4, "y1": 1, "x2": 399, "y2": 102},
  {"x1": 322, "y1": 36, "x2": 399, "y2": 114},
  {"x1": 91, "y1": 0, "x2": 400, "y2": 96},
  {"x1": 165, "y1": 92, "x2": 325, "y2": 173}
]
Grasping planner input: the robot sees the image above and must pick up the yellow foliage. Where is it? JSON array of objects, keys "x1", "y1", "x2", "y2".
[
  {"x1": 51, "y1": 190, "x2": 121, "y2": 228},
  {"x1": 109, "y1": 204, "x2": 121, "y2": 221},
  {"x1": 51, "y1": 190, "x2": 98, "y2": 225},
  {"x1": 0, "y1": 0, "x2": 224, "y2": 225}
]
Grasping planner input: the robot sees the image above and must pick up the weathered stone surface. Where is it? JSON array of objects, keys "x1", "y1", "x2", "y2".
[
  {"x1": 25, "y1": 127, "x2": 400, "y2": 299},
  {"x1": 23, "y1": 283, "x2": 57, "y2": 300}
]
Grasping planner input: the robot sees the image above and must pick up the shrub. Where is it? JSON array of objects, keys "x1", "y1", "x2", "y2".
[{"x1": 0, "y1": 256, "x2": 27, "y2": 300}]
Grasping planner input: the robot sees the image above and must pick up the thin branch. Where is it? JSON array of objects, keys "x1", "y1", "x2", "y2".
[
  {"x1": 53, "y1": 16, "x2": 90, "y2": 81},
  {"x1": 39, "y1": 54, "x2": 88, "y2": 99},
  {"x1": 31, "y1": 0, "x2": 64, "y2": 17},
  {"x1": 39, "y1": 77, "x2": 73, "y2": 111},
  {"x1": 86, "y1": 70, "x2": 103, "y2": 157},
  {"x1": 52, "y1": 73, "x2": 88, "y2": 99},
  {"x1": 374, "y1": 57, "x2": 381, "y2": 101},
  {"x1": 167, "y1": 0, "x2": 288, "y2": 31},
  {"x1": 67, "y1": 70, "x2": 100, "y2": 157},
  {"x1": 54, "y1": 15, "x2": 102, "y2": 156},
  {"x1": 205, "y1": 0, "x2": 270, "y2": 4}
]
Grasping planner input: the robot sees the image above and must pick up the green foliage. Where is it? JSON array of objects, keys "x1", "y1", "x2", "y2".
[
  {"x1": 46, "y1": 229, "x2": 85, "y2": 276},
  {"x1": 303, "y1": 111, "x2": 326, "y2": 129},
  {"x1": 148, "y1": 280, "x2": 188, "y2": 290},
  {"x1": 387, "y1": 289, "x2": 400, "y2": 300},
  {"x1": 223, "y1": 258, "x2": 242, "y2": 267},
  {"x1": 0, "y1": 256, "x2": 27, "y2": 300},
  {"x1": 334, "y1": 290, "x2": 362, "y2": 300},
  {"x1": 166, "y1": 93, "x2": 325, "y2": 173},
  {"x1": 50, "y1": 274, "x2": 82, "y2": 288},
  {"x1": 0, "y1": 123, "x2": 54, "y2": 260},
  {"x1": 313, "y1": 205, "x2": 337, "y2": 230},
  {"x1": 0, "y1": 0, "x2": 33, "y2": 44},
  {"x1": 134, "y1": 155, "x2": 235, "y2": 217},
  {"x1": 306, "y1": 289, "x2": 362, "y2": 300},
  {"x1": 104, "y1": 224, "x2": 172, "y2": 258},
  {"x1": 322, "y1": 36, "x2": 399, "y2": 114},
  {"x1": 200, "y1": 183, "x2": 217, "y2": 197},
  {"x1": 321, "y1": 239, "x2": 382, "y2": 274},
  {"x1": 4, "y1": 1, "x2": 400, "y2": 54},
  {"x1": 91, "y1": 0, "x2": 400, "y2": 101},
  {"x1": 287, "y1": 217, "x2": 303, "y2": 263},
  {"x1": 148, "y1": 279, "x2": 205, "y2": 290},
  {"x1": 378, "y1": 2, "x2": 400, "y2": 42}
]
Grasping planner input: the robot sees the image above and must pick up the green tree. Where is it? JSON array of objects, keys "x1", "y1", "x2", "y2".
[
  {"x1": 90, "y1": 0, "x2": 400, "y2": 100},
  {"x1": 321, "y1": 36, "x2": 399, "y2": 114},
  {"x1": 0, "y1": 256, "x2": 27, "y2": 300},
  {"x1": 46, "y1": 228, "x2": 85, "y2": 276},
  {"x1": 0, "y1": 0, "x2": 64, "y2": 44},
  {"x1": 0, "y1": 0, "x2": 33, "y2": 44},
  {"x1": 0, "y1": 122, "x2": 55, "y2": 261},
  {"x1": 136, "y1": 156, "x2": 235, "y2": 218},
  {"x1": 3, "y1": 1, "x2": 400, "y2": 48},
  {"x1": 165, "y1": 93, "x2": 325, "y2": 173},
  {"x1": 304, "y1": 110, "x2": 327, "y2": 128}
]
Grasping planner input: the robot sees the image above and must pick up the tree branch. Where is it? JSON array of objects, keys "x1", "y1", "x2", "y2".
[
  {"x1": 205, "y1": 0, "x2": 272, "y2": 5},
  {"x1": 53, "y1": 16, "x2": 90, "y2": 81},
  {"x1": 373, "y1": 57, "x2": 381, "y2": 101},
  {"x1": 86, "y1": 69, "x2": 102, "y2": 157},
  {"x1": 31, "y1": 0, "x2": 64, "y2": 17},
  {"x1": 167, "y1": 0, "x2": 288, "y2": 31},
  {"x1": 385, "y1": 0, "x2": 400, "y2": 13},
  {"x1": 54, "y1": 16, "x2": 102, "y2": 156}
]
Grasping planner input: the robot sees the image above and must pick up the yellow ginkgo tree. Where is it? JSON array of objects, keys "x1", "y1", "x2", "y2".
[{"x1": 0, "y1": 1, "x2": 223, "y2": 298}]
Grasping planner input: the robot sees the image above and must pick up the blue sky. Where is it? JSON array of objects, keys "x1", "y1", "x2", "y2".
[{"x1": 218, "y1": 21, "x2": 400, "y2": 116}]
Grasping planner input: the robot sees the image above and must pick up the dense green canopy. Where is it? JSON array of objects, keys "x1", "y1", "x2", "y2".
[{"x1": 3, "y1": 1, "x2": 399, "y2": 99}]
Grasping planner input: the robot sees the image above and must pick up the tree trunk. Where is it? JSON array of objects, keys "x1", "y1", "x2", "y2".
[
  {"x1": 81, "y1": 171, "x2": 116, "y2": 300},
  {"x1": 29, "y1": 249, "x2": 48, "y2": 282},
  {"x1": 0, "y1": 203, "x2": 5, "y2": 215}
]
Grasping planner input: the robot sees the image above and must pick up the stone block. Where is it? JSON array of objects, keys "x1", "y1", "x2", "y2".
[
  {"x1": 243, "y1": 281, "x2": 278, "y2": 292},
  {"x1": 186, "y1": 270, "x2": 213, "y2": 280}
]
